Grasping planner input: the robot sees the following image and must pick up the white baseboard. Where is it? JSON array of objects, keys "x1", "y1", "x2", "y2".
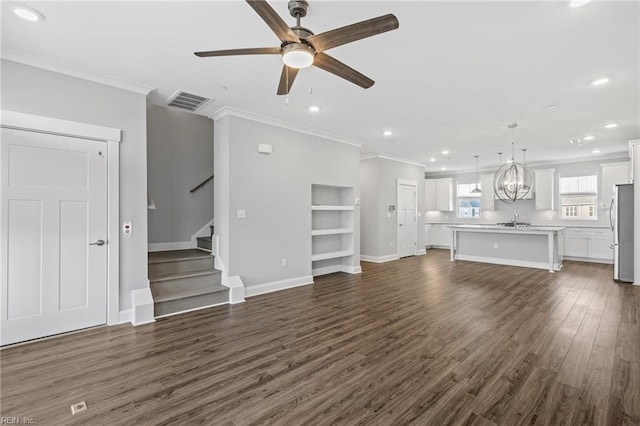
[
  {"x1": 154, "y1": 301, "x2": 229, "y2": 319},
  {"x1": 148, "y1": 241, "x2": 193, "y2": 252},
  {"x1": 245, "y1": 275, "x2": 314, "y2": 298},
  {"x1": 455, "y1": 254, "x2": 561, "y2": 271},
  {"x1": 416, "y1": 249, "x2": 427, "y2": 256},
  {"x1": 118, "y1": 309, "x2": 132, "y2": 324},
  {"x1": 223, "y1": 275, "x2": 245, "y2": 304},
  {"x1": 312, "y1": 264, "x2": 362, "y2": 276},
  {"x1": 342, "y1": 264, "x2": 362, "y2": 274},
  {"x1": 360, "y1": 254, "x2": 400, "y2": 263}
]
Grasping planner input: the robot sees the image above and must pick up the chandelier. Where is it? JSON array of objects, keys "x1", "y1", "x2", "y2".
[{"x1": 493, "y1": 123, "x2": 532, "y2": 203}]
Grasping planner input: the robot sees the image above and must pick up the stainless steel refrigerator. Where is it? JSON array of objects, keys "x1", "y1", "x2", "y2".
[{"x1": 611, "y1": 183, "x2": 634, "y2": 282}]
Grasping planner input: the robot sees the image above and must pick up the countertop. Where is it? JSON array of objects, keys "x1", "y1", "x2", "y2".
[{"x1": 448, "y1": 224, "x2": 565, "y2": 233}]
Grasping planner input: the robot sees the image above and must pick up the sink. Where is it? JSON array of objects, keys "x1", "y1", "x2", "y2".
[{"x1": 497, "y1": 222, "x2": 530, "y2": 227}]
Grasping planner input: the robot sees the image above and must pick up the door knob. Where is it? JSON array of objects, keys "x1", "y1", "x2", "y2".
[{"x1": 89, "y1": 239, "x2": 106, "y2": 246}]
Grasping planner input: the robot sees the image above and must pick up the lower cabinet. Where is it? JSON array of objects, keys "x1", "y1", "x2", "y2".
[
  {"x1": 425, "y1": 224, "x2": 451, "y2": 248},
  {"x1": 564, "y1": 228, "x2": 613, "y2": 261}
]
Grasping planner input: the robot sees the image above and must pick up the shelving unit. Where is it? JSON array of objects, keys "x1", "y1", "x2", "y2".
[{"x1": 311, "y1": 184, "x2": 356, "y2": 277}]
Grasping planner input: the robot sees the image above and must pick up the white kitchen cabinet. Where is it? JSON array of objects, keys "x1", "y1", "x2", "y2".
[
  {"x1": 480, "y1": 174, "x2": 495, "y2": 210},
  {"x1": 534, "y1": 169, "x2": 555, "y2": 210},
  {"x1": 564, "y1": 227, "x2": 613, "y2": 262},
  {"x1": 426, "y1": 224, "x2": 451, "y2": 248},
  {"x1": 601, "y1": 162, "x2": 630, "y2": 211},
  {"x1": 425, "y1": 178, "x2": 454, "y2": 211}
]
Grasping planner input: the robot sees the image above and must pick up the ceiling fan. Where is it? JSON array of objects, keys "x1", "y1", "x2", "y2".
[{"x1": 194, "y1": 0, "x2": 399, "y2": 95}]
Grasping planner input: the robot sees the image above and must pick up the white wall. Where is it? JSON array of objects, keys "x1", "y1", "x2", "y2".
[
  {"x1": 147, "y1": 105, "x2": 213, "y2": 244},
  {"x1": 214, "y1": 114, "x2": 361, "y2": 288},
  {"x1": 426, "y1": 157, "x2": 629, "y2": 228},
  {"x1": 1, "y1": 59, "x2": 148, "y2": 311},
  {"x1": 360, "y1": 157, "x2": 426, "y2": 258}
]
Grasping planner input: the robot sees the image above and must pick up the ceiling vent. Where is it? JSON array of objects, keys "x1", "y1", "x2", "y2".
[{"x1": 167, "y1": 90, "x2": 211, "y2": 112}]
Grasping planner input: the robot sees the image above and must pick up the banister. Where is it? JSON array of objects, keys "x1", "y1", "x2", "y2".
[{"x1": 190, "y1": 174, "x2": 213, "y2": 193}]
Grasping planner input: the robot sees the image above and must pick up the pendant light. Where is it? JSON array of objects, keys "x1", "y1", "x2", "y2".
[
  {"x1": 471, "y1": 155, "x2": 482, "y2": 194},
  {"x1": 493, "y1": 123, "x2": 532, "y2": 203}
]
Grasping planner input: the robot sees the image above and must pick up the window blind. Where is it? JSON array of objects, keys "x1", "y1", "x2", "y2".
[{"x1": 559, "y1": 175, "x2": 597, "y2": 195}]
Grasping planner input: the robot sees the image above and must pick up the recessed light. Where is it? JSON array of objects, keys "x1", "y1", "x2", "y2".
[
  {"x1": 13, "y1": 6, "x2": 44, "y2": 21},
  {"x1": 569, "y1": 139, "x2": 581, "y2": 144},
  {"x1": 441, "y1": 167, "x2": 446, "y2": 171},
  {"x1": 441, "y1": 150, "x2": 449, "y2": 155},
  {"x1": 548, "y1": 104, "x2": 558, "y2": 110},
  {"x1": 383, "y1": 130, "x2": 393, "y2": 137},
  {"x1": 309, "y1": 105, "x2": 320, "y2": 113},
  {"x1": 429, "y1": 158, "x2": 436, "y2": 162},
  {"x1": 583, "y1": 135, "x2": 595, "y2": 141},
  {"x1": 604, "y1": 123, "x2": 618, "y2": 129},
  {"x1": 570, "y1": 0, "x2": 592, "y2": 7},
  {"x1": 592, "y1": 149, "x2": 601, "y2": 154},
  {"x1": 590, "y1": 77, "x2": 610, "y2": 86}
]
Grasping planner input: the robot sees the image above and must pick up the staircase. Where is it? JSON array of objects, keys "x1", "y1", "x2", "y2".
[
  {"x1": 196, "y1": 225, "x2": 214, "y2": 251},
  {"x1": 148, "y1": 249, "x2": 228, "y2": 317}
]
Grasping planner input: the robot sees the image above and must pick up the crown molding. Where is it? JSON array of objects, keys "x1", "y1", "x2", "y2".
[
  {"x1": 360, "y1": 153, "x2": 427, "y2": 168},
  {"x1": 2, "y1": 49, "x2": 155, "y2": 95},
  {"x1": 210, "y1": 106, "x2": 363, "y2": 148}
]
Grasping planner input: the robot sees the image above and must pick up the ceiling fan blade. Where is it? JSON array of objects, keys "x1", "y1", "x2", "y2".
[
  {"x1": 306, "y1": 14, "x2": 399, "y2": 52},
  {"x1": 246, "y1": 0, "x2": 300, "y2": 43},
  {"x1": 194, "y1": 47, "x2": 281, "y2": 57},
  {"x1": 313, "y1": 53, "x2": 374, "y2": 89},
  {"x1": 277, "y1": 65, "x2": 299, "y2": 95}
]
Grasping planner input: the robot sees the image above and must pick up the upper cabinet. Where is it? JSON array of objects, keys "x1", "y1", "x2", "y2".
[
  {"x1": 601, "y1": 162, "x2": 630, "y2": 210},
  {"x1": 480, "y1": 174, "x2": 495, "y2": 211},
  {"x1": 425, "y1": 178, "x2": 454, "y2": 211},
  {"x1": 534, "y1": 169, "x2": 555, "y2": 210}
]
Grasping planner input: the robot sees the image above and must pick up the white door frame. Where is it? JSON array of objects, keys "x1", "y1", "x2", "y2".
[
  {"x1": 397, "y1": 179, "x2": 418, "y2": 257},
  {"x1": 1, "y1": 110, "x2": 121, "y2": 325}
]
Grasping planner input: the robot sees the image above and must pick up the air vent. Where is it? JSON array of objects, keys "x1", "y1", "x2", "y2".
[{"x1": 167, "y1": 90, "x2": 211, "y2": 112}]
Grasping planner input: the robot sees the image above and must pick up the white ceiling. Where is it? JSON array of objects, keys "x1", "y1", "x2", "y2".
[{"x1": 2, "y1": 1, "x2": 639, "y2": 172}]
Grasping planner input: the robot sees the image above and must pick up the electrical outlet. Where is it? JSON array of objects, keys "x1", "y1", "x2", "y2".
[
  {"x1": 71, "y1": 401, "x2": 88, "y2": 415},
  {"x1": 281, "y1": 258, "x2": 287, "y2": 267}
]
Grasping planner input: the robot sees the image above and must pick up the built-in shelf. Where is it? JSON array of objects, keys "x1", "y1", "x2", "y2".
[
  {"x1": 311, "y1": 205, "x2": 354, "y2": 211},
  {"x1": 311, "y1": 228, "x2": 354, "y2": 236},
  {"x1": 311, "y1": 250, "x2": 354, "y2": 262}
]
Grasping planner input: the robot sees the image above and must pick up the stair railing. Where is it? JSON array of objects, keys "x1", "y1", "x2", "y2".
[{"x1": 190, "y1": 174, "x2": 213, "y2": 193}]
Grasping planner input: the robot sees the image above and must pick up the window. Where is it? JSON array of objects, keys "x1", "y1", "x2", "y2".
[
  {"x1": 559, "y1": 174, "x2": 597, "y2": 220},
  {"x1": 457, "y1": 183, "x2": 481, "y2": 218}
]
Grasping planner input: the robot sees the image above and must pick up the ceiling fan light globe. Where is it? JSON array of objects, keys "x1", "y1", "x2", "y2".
[{"x1": 282, "y1": 44, "x2": 315, "y2": 69}]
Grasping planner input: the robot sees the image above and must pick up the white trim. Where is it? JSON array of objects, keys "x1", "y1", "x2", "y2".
[
  {"x1": 223, "y1": 275, "x2": 245, "y2": 304},
  {"x1": 456, "y1": 254, "x2": 562, "y2": 271},
  {"x1": 190, "y1": 219, "x2": 214, "y2": 247},
  {"x1": 2, "y1": 50, "x2": 155, "y2": 95},
  {"x1": 360, "y1": 153, "x2": 427, "y2": 168},
  {"x1": 1, "y1": 110, "x2": 121, "y2": 142},
  {"x1": 1, "y1": 110, "x2": 121, "y2": 327},
  {"x1": 244, "y1": 275, "x2": 314, "y2": 298},
  {"x1": 360, "y1": 254, "x2": 400, "y2": 263},
  {"x1": 131, "y1": 288, "x2": 155, "y2": 326},
  {"x1": 211, "y1": 106, "x2": 363, "y2": 148},
  {"x1": 563, "y1": 256, "x2": 613, "y2": 265},
  {"x1": 148, "y1": 241, "x2": 194, "y2": 252},
  {"x1": 341, "y1": 265, "x2": 362, "y2": 274},
  {"x1": 417, "y1": 249, "x2": 427, "y2": 256},
  {"x1": 312, "y1": 264, "x2": 362, "y2": 276}
]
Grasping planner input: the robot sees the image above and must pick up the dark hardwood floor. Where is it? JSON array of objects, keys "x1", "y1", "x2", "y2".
[{"x1": 1, "y1": 250, "x2": 639, "y2": 425}]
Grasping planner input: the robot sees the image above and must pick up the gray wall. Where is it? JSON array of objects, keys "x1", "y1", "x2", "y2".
[
  {"x1": 215, "y1": 115, "x2": 361, "y2": 287},
  {"x1": 360, "y1": 157, "x2": 426, "y2": 258},
  {"x1": 425, "y1": 157, "x2": 629, "y2": 228},
  {"x1": 147, "y1": 105, "x2": 213, "y2": 244},
  {"x1": 1, "y1": 59, "x2": 148, "y2": 311},
  {"x1": 359, "y1": 159, "x2": 379, "y2": 257}
]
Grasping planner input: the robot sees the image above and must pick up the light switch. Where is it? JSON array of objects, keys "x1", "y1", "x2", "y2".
[{"x1": 237, "y1": 209, "x2": 246, "y2": 219}]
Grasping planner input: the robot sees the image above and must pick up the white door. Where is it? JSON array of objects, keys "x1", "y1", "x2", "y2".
[
  {"x1": 1, "y1": 128, "x2": 108, "y2": 345},
  {"x1": 398, "y1": 184, "x2": 417, "y2": 258}
]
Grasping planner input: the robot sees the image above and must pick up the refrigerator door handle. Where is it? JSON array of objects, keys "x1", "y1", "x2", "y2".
[{"x1": 609, "y1": 197, "x2": 615, "y2": 231}]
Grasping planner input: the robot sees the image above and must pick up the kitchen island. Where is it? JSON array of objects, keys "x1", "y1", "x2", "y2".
[{"x1": 449, "y1": 225, "x2": 565, "y2": 272}]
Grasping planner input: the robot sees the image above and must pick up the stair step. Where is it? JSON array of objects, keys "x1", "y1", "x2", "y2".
[
  {"x1": 148, "y1": 250, "x2": 214, "y2": 278},
  {"x1": 150, "y1": 270, "x2": 222, "y2": 296},
  {"x1": 152, "y1": 283, "x2": 227, "y2": 303},
  {"x1": 196, "y1": 236, "x2": 212, "y2": 251},
  {"x1": 154, "y1": 287, "x2": 229, "y2": 317}
]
